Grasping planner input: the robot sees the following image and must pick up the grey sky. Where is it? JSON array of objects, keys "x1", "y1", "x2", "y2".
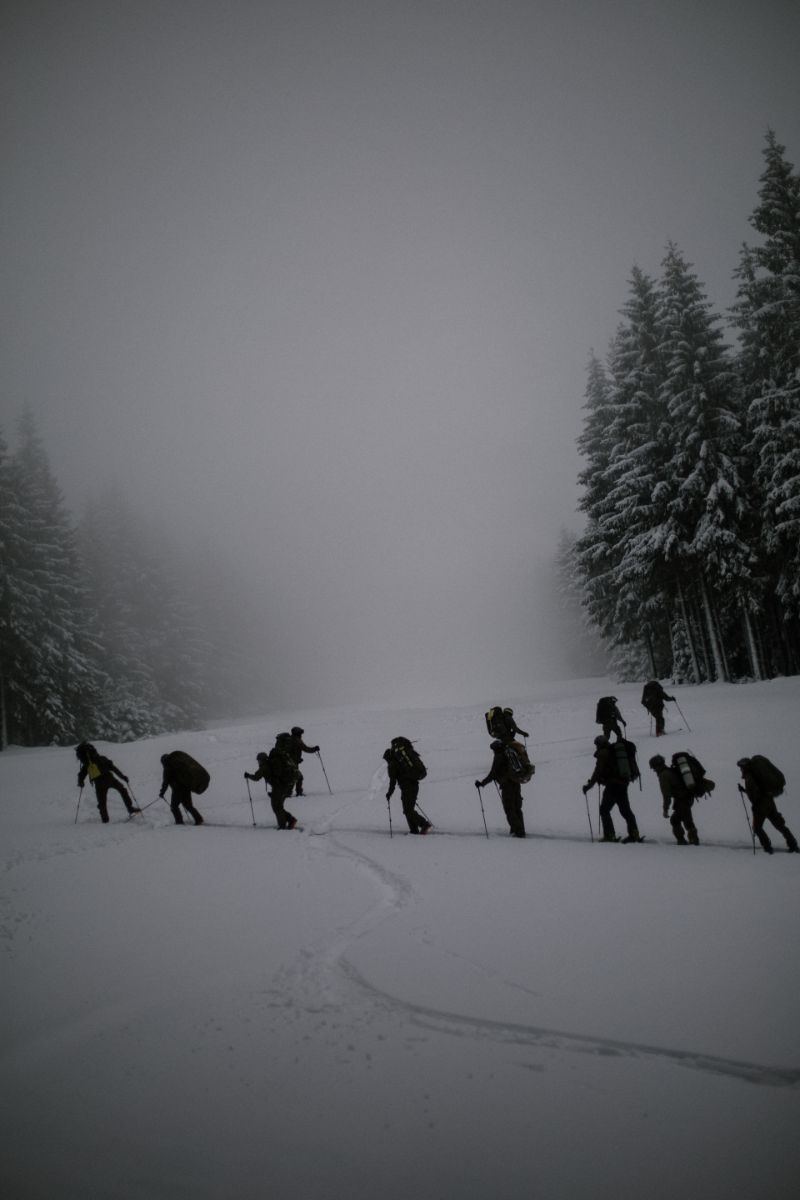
[{"x1": 2, "y1": 1, "x2": 799, "y2": 707}]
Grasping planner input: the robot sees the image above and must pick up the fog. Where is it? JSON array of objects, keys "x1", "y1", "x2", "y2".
[{"x1": 2, "y1": 0, "x2": 799, "y2": 709}]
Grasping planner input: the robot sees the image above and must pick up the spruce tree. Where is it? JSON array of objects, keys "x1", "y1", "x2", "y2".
[
  {"x1": 732, "y1": 131, "x2": 800, "y2": 663},
  {"x1": 655, "y1": 243, "x2": 752, "y2": 680},
  {"x1": 4, "y1": 409, "x2": 105, "y2": 744}
]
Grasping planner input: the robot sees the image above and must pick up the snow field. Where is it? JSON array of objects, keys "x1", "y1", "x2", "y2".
[{"x1": 2, "y1": 677, "x2": 799, "y2": 1199}]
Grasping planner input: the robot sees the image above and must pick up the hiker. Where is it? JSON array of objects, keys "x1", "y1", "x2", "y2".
[
  {"x1": 485, "y1": 706, "x2": 529, "y2": 742},
  {"x1": 595, "y1": 695, "x2": 625, "y2": 741},
  {"x1": 737, "y1": 756, "x2": 798, "y2": 855},
  {"x1": 75, "y1": 742, "x2": 140, "y2": 822},
  {"x1": 384, "y1": 737, "x2": 430, "y2": 835},
  {"x1": 582, "y1": 735, "x2": 643, "y2": 843},
  {"x1": 475, "y1": 739, "x2": 532, "y2": 838},
  {"x1": 641, "y1": 681, "x2": 675, "y2": 736},
  {"x1": 649, "y1": 754, "x2": 698, "y2": 845},
  {"x1": 246, "y1": 734, "x2": 299, "y2": 830},
  {"x1": 501, "y1": 707, "x2": 529, "y2": 740},
  {"x1": 288, "y1": 726, "x2": 320, "y2": 796},
  {"x1": 158, "y1": 751, "x2": 206, "y2": 826}
]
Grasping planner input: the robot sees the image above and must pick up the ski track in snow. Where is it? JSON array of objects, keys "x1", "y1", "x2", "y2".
[
  {"x1": 5, "y1": 701, "x2": 798, "y2": 1097},
  {"x1": 252, "y1": 767, "x2": 800, "y2": 1093}
]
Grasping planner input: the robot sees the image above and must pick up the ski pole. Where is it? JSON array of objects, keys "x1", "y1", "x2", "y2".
[
  {"x1": 138, "y1": 795, "x2": 163, "y2": 813},
  {"x1": 245, "y1": 777, "x2": 256, "y2": 827},
  {"x1": 583, "y1": 788, "x2": 594, "y2": 842},
  {"x1": 416, "y1": 801, "x2": 433, "y2": 828},
  {"x1": 672, "y1": 698, "x2": 691, "y2": 732},
  {"x1": 386, "y1": 796, "x2": 393, "y2": 839},
  {"x1": 738, "y1": 784, "x2": 756, "y2": 855},
  {"x1": 74, "y1": 785, "x2": 83, "y2": 824},
  {"x1": 476, "y1": 784, "x2": 489, "y2": 838},
  {"x1": 316, "y1": 750, "x2": 333, "y2": 794}
]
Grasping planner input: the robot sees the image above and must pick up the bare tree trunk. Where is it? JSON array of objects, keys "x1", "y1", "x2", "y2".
[
  {"x1": 742, "y1": 603, "x2": 763, "y2": 681},
  {"x1": 700, "y1": 576, "x2": 727, "y2": 682},
  {"x1": 0, "y1": 667, "x2": 6, "y2": 750},
  {"x1": 677, "y1": 578, "x2": 701, "y2": 683}
]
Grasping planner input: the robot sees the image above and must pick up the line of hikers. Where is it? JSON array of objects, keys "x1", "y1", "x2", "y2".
[
  {"x1": 73, "y1": 692, "x2": 797, "y2": 855},
  {"x1": 585, "y1": 692, "x2": 797, "y2": 854}
]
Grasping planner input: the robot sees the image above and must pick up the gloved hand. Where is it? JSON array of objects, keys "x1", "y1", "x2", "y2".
[
  {"x1": 122, "y1": 775, "x2": 129, "y2": 782},
  {"x1": 385, "y1": 792, "x2": 391, "y2": 802},
  {"x1": 582, "y1": 783, "x2": 590, "y2": 794},
  {"x1": 663, "y1": 807, "x2": 669, "y2": 819}
]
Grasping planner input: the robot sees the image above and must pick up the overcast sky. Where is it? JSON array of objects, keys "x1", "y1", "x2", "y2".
[{"x1": 2, "y1": 0, "x2": 799, "y2": 709}]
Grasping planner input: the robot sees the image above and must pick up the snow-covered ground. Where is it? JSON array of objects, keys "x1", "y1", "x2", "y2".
[{"x1": 2, "y1": 677, "x2": 799, "y2": 1199}]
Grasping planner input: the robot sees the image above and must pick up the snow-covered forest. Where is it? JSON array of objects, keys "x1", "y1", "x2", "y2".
[
  {"x1": 571, "y1": 132, "x2": 800, "y2": 683},
  {"x1": 0, "y1": 409, "x2": 265, "y2": 748}
]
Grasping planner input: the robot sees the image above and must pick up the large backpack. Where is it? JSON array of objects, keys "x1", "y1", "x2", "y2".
[
  {"x1": 746, "y1": 755, "x2": 786, "y2": 797},
  {"x1": 612, "y1": 739, "x2": 640, "y2": 783},
  {"x1": 268, "y1": 734, "x2": 299, "y2": 788},
  {"x1": 167, "y1": 751, "x2": 210, "y2": 794},
  {"x1": 501, "y1": 740, "x2": 535, "y2": 784},
  {"x1": 485, "y1": 707, "x2": 510, "y2": 739},
  {"x1": 595, "y1": 696, "x2": 617, "y2": 724},
  {"x1": 672, "y1": 751, "x2": 714, "y2": 797},
  {"x1": 641, "y1": 681, "x2": 661, "y2": 706},
  {"x1": 390, "y1": 738, "x2": 427, "y2": 781}
]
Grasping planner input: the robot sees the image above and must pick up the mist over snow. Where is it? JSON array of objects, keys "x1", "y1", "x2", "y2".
[
  {"x1": 2, "y1": 677, "x2": 799, "y2": 1198},
  {"x1": 2, "y1": 2, "x2": 799, "y2": 710}
]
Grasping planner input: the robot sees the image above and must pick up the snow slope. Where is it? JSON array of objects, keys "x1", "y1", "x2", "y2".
[{"x1": 2, "y1": 677, "x2": 799, "y2": 1200}]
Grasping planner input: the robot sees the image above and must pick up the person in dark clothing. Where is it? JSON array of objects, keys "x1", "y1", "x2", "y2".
[
  {"x1": 384, "y1": 741, "x2": 430, "y2": 835},
  {"x1": 288, "y1": 726, "x2": 320, "y2": 796},
  {"x1": 641, "y1": 681, "x2": 675, "y2": 736},
  {"x1": 245, "y1": 736, "x2": 299, "y2": 830},
  {"x1": 595, "y1": 696, "x2": 626, "y2": 741},
  {"x1": 501, "y1": 707, "x2": 529, "y2": 740},
  {"x1": 159, "y1": 753, "x2": 205, "y2": 826},
  {"x1": 583, "y1": 735, "x2": 642, "y2": 843},
  {"x1": 650, "y1": 754, "x2": 698, "y2": 845},
  {"x1": 737, "y1": 757, "x2": 798, "y2": 854},
  {"x1": 475, "y1": 740, "x2": 526, "y2": 838},
  {"x1": 75, "y1": 742, "x2": 140, "y2": 822}
]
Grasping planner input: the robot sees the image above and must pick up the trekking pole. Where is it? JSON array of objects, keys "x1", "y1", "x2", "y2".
[
  {"x1": 138, "y1": 795, "x2": 163, "y2": 813},
  {"x1": 738, "y1": 785, "x2": 756, "y2": 856},
  {"x1": 583, "y1": 789, "x2": 594, "y2": 842},
  {"x1": 74, "y1": 785, "x2": 83, "y2": 824},
  {"x1": 245, "y1": 777, "x2": 256, "y2": 827},
  {"x1": 672, "y1": 698, "x2": 691, "y2": 732},
  {"x1": 316, "y1": 750, "x2": 333, "y2": 794},
  {"x1": 387, "y1": 796, "x2": 393, "y2": 839},
  {"x1": 476, "y1": 784, "x2": 489, "y2": 839},
  {"x1": 416, "y1": 801, "x2": 433, "y2": 828}
]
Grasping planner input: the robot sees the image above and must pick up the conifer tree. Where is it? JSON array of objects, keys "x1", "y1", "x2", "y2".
[
  {"x1": 654, "y1": 243, "x2": 752, "y2": 681},
  {"x1": 732, "y1": 131, "x2": 800, "y2": 666},
  {"x1": 3, "y1": 409, "x2": 105, "y2": 744}
]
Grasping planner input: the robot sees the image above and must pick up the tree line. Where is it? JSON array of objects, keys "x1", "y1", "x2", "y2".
[
  {"x1": 570, "y1": 131, "x2": 800, "y2": 684},
  {"x1": 0, "y1": 408, "x2": 265, "y2": 748}
]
